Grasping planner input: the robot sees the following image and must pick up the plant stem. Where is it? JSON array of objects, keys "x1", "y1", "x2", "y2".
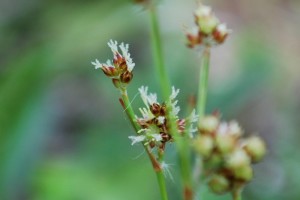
[
  {"x1": 149, "y1": 5, "x2": 171, "y2": 99},
  {"x1": 120, "y1": 90, "x2": 169, "y2": 200},
  {"x1": 197, "y1": 47, "x2": 211, "y2": 120},
  {"x1": 232, "y1": 189, "x2": 242, "y2": 200}
]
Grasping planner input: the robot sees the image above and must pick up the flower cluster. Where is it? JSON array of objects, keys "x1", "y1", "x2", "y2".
[
  {"x1": 129, "y1": 86, "x2": 198, "y2": 151},
  {"x1": 186, "y1": 4, "x2": 231, "y2": 48},
  {"x1": 193, "y1": 115, "x2": 266, "y2": 194},
  {"x1": 91, "y1": 40, "x2": 135, "y2": 90}
]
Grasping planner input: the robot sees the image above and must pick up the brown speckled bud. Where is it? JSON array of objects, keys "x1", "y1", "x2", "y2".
[
  {"x1": 150, "y1": 103, "x2": 161, "y2": 116},
  {"x1": 160, "y1": 103, "x2": 167, "y2": 116},
  {"x1": 102, "y1": 66, "x2": 119, "y2": 77},
  {"x1": 120, "y1": 71, "x2": 133, "y2": 84}
]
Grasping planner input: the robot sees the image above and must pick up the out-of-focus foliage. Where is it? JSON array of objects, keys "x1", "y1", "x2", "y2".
[{"x1": 0, "y1": 0, "x2": 299, "y2": 199}]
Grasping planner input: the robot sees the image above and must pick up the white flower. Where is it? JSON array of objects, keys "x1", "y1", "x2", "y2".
[
  {"x1": 169, "y1": 86, "x2": 180, "y2": 117},
  {"x1": 171, "y1": 100, "x2": 180, "y2": 116},
  {"x1": 151, "y1": 133, "x2": 163, "y2": 142},
  {"x1": 189, "y1": 109, "x2": 199, "y2": 123},
  {"x1": 217, "y1": 121, "x2": 243, "y2": 137},
  {"x1": 138, "y1": 86, "x2": 158, "y2": 106},
  {"x1": 228, "y1": 121, "x2": 243, "y2": 136},
  {"x1": 93, "y1": 40, "x2": 135, "y2": 72},
  {"x1": 107, "y1": 39, "x2": 118, "y2": 54},
  {"x1": 119, "y1": 42, "x2": 135, "y2": 72},
  {"x1": 139, "y1": 107, "x2": 154, "y2": 121},
  {"x1": 138, "y1": 86, "x2": 149, "y2": 107},
  {"x1": 147, "y1": 93, "x2": 158, "y2": 105},
  {"x1": 195, "y1": 5, "x2": 212, "y2": 18},
  {"x1": 216, "y1": 23, "x2": 231, "y2": 35},
  {"x1": 170, "y1": 86, "x2": 180, "y2": 100},
  {"x1": 157, "y1": 116, "x2": 165, "y2": 125},
  {"x1": 128, "y1": 135, "x2": 146, "y2": 145},
  {"x1": 91, "y1": 59, "x2": 102, "y2": 69}
]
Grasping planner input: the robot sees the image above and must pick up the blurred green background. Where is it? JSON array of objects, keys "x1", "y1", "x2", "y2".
[{"x1": 0, "y1": 0, "x2": 300, "y2": 199}]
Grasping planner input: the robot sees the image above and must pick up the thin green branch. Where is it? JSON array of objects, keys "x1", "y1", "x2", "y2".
[
  {"x1": 232, "y1": 188, "x2": 242, "y2": 200},
  {"x1": 149, "y1": 5, "x2": 171, "y2": 99},
  {"x1": 120, "y1": 90, "x2": 169, "y2": 200},
  {"x1": 197, "y1": 47, "x2": 211, "y2": 120}
]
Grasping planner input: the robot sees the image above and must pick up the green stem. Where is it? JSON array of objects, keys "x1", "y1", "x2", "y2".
[
  {"x1": 232, "y1": 189, "x2": 242, "y2": 200},
  {"x1": 149, "y1": 5, "x2": 171, "y2": 99},
  {"x1": 120, "y1": 90, "x2": 169, "y2": 200},
  {"x1": 197, "y1": 47, "x2": 211, "y2": 119}
]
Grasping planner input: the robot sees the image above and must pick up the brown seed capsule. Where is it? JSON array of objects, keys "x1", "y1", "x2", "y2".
[
  {"x1": 112, "y1": 78, "x2": 121, "y2": 89},
  {"x1": 160, "y1": 103, "x2": 167, "y2": 116},
  {"x1": 120, "y1": 71, "x2": 133, "y2": 83},
  {"x1": 102, "y1": 66, "x2": 119, "y2": 77},
  {"x1": 161, "y1": 132, "x2": 171, "y2": 142},
  {"x1": 118, "y1": 61, "x2": 128, "y2": 73},
  {"x1": 150, "y1": 103, "x2": 161, "y2": 116}
]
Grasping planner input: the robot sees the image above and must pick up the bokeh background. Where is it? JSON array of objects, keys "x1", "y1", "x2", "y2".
[{"x1": 0, "y1": 0, "x2": 300, "y2": 199}]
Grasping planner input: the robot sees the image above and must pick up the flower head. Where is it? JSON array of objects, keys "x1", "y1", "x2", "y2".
[
  {"x1": 92, "y1": 40, "x2": 135, "y2": 89},
  {"x1": 185, "y1": 4, "x2": 231, "y2": 48}
]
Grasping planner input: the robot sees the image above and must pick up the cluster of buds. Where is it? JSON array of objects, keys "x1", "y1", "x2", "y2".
[
  {"x1": 91, "y1": 40, "x2": 135, "y2": 90},
  {"x1": 129, "y1": 86, "x2": 198, "y2": 151},
  {"x1": 186, "y1": 4, "x2": 231, "y2": 48},
  {"x1": 193, "y1": 114, "x2": 266, "y2": 194}
]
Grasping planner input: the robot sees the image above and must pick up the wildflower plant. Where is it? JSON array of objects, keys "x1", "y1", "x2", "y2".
[{"x1": 92, "y1": 2, "x2": 266, "y2": 200}]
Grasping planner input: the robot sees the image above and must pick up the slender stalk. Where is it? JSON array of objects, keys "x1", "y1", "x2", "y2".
[
  {"x1": 197, "y1": 47, "x2": 211, "y2": 119},
  {"x1": 120, "y1": 90, "x2": 169, "y2": 200},
  {"x1": 232, "y1": 189, "x2": 242, "y2": 200},
  {"x1": 149, "y1": 5, "x2": 171, "y2": 99}
]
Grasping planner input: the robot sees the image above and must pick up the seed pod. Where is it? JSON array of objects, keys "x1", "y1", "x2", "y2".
[
  {"x1": 226, "y1": 149, "x2": 251, "y2": 170},
  {"x1": 198, "y1": 115, "x2": 219, "y2": 133},
  {"x1": 150, "y1": 103, "x2": 161, "y2": 116},
  {"x1": 112, "y1": 78, "x2": 121, "y2": 89},
  {"x1": 193, "y1": 135, "x2": 214, "y2": 157},
  {"x1": 244, "y1": 136, "x2": 266, "y2": 162},
  {"x1": 208, "y1": 174, "x2": 230, "y2": 194},
  {"x1": 216, "y1": 134, "x2": 235, "y2": 155},
  {"x1": 233, "y1": 164, "x2": 253, "y2": 182},
  {"x1": 120, "y1": 71, "x2": 133, "y2": 84},
  {"x1": 102, "y1": 66, "x2": 119, "y2": 77}
]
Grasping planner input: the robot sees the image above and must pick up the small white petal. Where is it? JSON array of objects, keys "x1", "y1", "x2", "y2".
[
  {"x1": 157, "y1": 116, "x2": 165, "y2": 124},
  {"x1": 91, "y1": 59, "x2": 102, "y2": 69},
  {"x1": 217, "y1": 122, "x2": 228, "y2": 135},
  {"x1": 151, "y1": 133, "x2": 162, "y2": 142},
  {"x1": 139, "y1": 86, "x2": 149, "y2": 107},
  {"x1": 170, "y1": 86, "x2": 180, "y2": 100},
  {"x1": 147, "y1": 93, "x2": 158, "y2": 105},
  {"x1": 107, "y1": 39, "x2": 118, "y2": 54},
  {"x1": 119, "y1": 42, "x2": 135, "y2": 72},
  {"x1": 128, "y1": 135, "x2": 146, "y2": 145},
  {"x1": 195, "y1": 5, "x2": 212, "y2": 17},
  {"x1": 189, "y1": 109, "x2": 199, "y2": 123}
]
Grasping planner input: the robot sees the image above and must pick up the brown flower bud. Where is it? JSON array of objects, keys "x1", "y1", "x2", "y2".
[
  {"x1": 212, "y1": 24, "x2": 229, "y2": 44},
  {"x1": 120, "y1": 71, "x2": 133, "y2": 84},
  {"x1": 160, "y1": 103, "x2": 167, "y2": 116},
  {"x1": 112, "y1": 78, "x2": 121, "y2": 89},
  {"x1": 150, "y1": 103, "x2": 161, "y2": 116},
  {"x1": 101, "y1": 66, "x2": 119, "y2": 77}
]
